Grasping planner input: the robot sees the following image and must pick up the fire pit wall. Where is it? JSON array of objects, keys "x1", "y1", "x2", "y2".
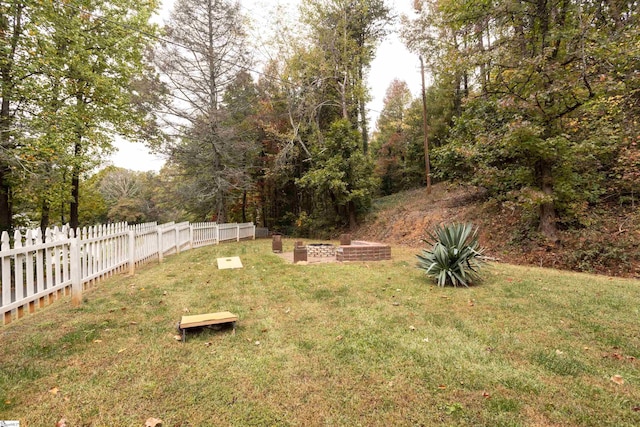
[
  {"x1": 306, "y1": 244, "x2": 336, "y2": 257},
  {"x1": 336, "y1": 241, "x2": 391, "y2": 262}
]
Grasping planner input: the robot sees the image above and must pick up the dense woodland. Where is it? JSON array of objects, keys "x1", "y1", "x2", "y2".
[{"x1": 1, "y1": 0, "x2": 638, "y2": 244}]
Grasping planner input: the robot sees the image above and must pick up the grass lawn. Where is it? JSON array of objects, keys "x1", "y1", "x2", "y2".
[{"x1": 1, "y1": 239, "x2": 639, "y2": 426}]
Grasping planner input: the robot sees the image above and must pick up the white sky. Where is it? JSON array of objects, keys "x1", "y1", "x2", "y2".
[{"x1": 109, "y1": 0, "x2": 421, "y2": 172}]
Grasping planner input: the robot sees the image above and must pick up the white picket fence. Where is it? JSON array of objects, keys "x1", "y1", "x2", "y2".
[{"x1": 0, "y1": 221, "x2": 255, "y2": 325}]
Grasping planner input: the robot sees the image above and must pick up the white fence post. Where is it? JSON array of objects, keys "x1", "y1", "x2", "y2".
[
  {"x1": 175, "y1": 225, "x2": 180, "y2": 254},
  {"x1": 236, "y1": 224, "x2": 240, "y2": 242},
  {"x1": 1, "y1": 232, "x2": 10, "y2": 324},
  {"x1": 128, "y1": 229, "x2": 135, "y2": 276},
  {"x1": 157, "y1": 228, "x2": 164, "y2": 263},
  {"x1": 70, "y1": 231, "x2": 82, "y2": 307}
]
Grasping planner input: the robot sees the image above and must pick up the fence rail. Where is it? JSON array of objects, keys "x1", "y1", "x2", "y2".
[{"x1": 1, "y1": 221, "x2": 255, "y2": 325}]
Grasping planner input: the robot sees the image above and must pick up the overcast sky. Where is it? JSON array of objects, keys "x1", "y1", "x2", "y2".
[{"x1": 109, "y1": 0, "x2": 421, "y2": 172}]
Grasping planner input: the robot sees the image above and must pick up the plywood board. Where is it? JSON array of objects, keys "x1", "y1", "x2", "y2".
[
  {"x1": 217, "y1": 256, "x2": 243, "y2": 269},
  {"x1": 180, "y1": 311, "x2": 238, "y2": 329}
]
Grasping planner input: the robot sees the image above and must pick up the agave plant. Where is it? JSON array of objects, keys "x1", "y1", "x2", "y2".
[{"x1": 417, "y1": 223, "x2": 486, "y2": 287}]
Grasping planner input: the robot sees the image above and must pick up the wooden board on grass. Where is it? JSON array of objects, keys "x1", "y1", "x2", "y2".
[
  {"x1": 180, "y1": 311, "x2": 238, "y2": 329},
  {"x1": 217, "y1": 256, "x2": 243, "y2": 269}
]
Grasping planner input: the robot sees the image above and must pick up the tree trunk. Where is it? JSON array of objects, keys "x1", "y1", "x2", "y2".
[
  {"x1": 0, "y1": 167, "x2": 12, "y2": 233},
  {"x1": 0, "y1": 82, "x2": 12, "y2": 232},
  {"x1": 358, "y1": 66, "x2": 368, "y2": 154},
  {"x1": 70, "y1": 169, "x2": 80, "y2": 230},
  {"x1": 241, "y1": 190, "x2": 247, "y2": 223},
  {"x1": 216, "y1": 193, "x2": 226, "y2": 224},
  {"x1": 348, "y1": 200, "x2": 357, "y2": 231},
  {"x1": 69, "y1": 131, "x2": 83, "y2": 230},
  {"x1": 40, "y1": 198, "x2": 50, "y2": 237},
  {"x1": 0, "y1": 2, "x2": 24, "y2": 234},
  {"x1": 537, "y1": 162, "x2": 558, "y2": 241}
]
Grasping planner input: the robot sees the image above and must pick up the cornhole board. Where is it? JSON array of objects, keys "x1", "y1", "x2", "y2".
[
  {"x1": 217, "y1": 256, "x2": 243, "y2": 269},
  {"x1": 178, "y1": 311, "x2": 238, "y2": 342}
]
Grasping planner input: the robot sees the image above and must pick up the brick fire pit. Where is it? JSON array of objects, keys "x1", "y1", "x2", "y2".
[
  {"x1": 336, "y1": 240, "x2": 391, "y2": 262},
  {"x1": 277, "y1": 238, "x2": 391, "y2": 264}
]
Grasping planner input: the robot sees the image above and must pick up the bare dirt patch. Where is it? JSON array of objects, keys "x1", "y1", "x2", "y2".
[{"x1": 354, "y1": 183, "x2": 640, "y2": 278}]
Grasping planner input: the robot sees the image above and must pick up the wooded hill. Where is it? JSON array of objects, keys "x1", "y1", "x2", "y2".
[{"x1": 354, "y1": 183, "x2": 640, "y2": 278}]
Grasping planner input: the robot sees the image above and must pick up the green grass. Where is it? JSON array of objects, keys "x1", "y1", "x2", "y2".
[{"x1": 1, "y1": 239, "x2": 639, "y2": 426}]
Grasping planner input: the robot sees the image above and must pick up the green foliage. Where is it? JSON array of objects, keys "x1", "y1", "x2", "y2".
[
  {"x1": 296, "y1": 119, "x2": 378, "y2": 231},
  {"x1": 417, "y1": 223, "x2": 485, "y2": 287},
  {"x1": 0, "y1": 0, "x2": 161, "y2": 231},
  {"x1": 404, "y1": 0, "x2": 640, "y2": 239}
]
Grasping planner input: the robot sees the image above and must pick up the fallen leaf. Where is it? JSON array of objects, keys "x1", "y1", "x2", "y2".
[
  {"x1": 438, "y1": 384, "x2": 447, "y2": 389},
  {"x1": 336, "y1": 335, "x2": 343, "y2": 341},
  {"x1": 145, "y1": 417, "x2": 163, "y2": 427},
  {"x1": 183, "y1": 308, "x2": 190, "y2": 313},
  {"x1": 633, "y1": 406, "x2": 640, "y2": 412},
  {"x1": 56, "y1": 418, "x2": 68, "y2": 427},
  {"x1": 611, "y1": 375, "x2": 625, "y2": 385},
  {"x1": 93, "y1": 339, "x2": 103, "y2": 343},
  {"x1": 482, "y1": 391, "x2": 491, "y2": 399},
  {"x1": 423, "y1": 338, "x2": 429, "y2": 343},
  {"x1": 468, "y1": 300, "x2": 475, "y2": 306},
  {"x1": 555, "y1": 349, "x2": 564, "y2": 355},
  {"x1": 129, "y1": 321, "x2": 138, "y2": 325},
  {"x1": 163, "y1": 291, "x2": 167, "y2": 296},
  {"x1": 204, "y1": 342, "x2": 212, "y2": 347},
  {"x1": 49, "y1": 387, "x2": 60, "y2": 395},
  {"x1": 173, "y1": 335, "x2": 182, "y2": 341},
  {"x1": 254, "y1": 341, "x2": 261, "y2": 346},
  {"x1": 117, "y1": 348, "x2": 126, "y2": 354},
  {"x1": 392, "y1": 302, "x2": 400, "y2": 306}
]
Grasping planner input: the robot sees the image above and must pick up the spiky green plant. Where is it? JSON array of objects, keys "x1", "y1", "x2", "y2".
[{"x1": 417, "y1": 223, "x2": 486, "y2": 287}]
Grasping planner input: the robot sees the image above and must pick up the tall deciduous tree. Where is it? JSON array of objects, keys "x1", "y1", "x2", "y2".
[
  {"x1": 301, "y1": 0, "x2": 392, "y2": 153},
  {"x1": 0, "y1": 0, "x2": 159, "y2": 232},
  {"x1": 372, "y1": 79, "x2": 413, "y2": 194},
  {"x1": 155, "y1": 0, "x2": 252, "y2": 222},
  {"x1": 49, "y1": 0, "x2": 159, "y2": 230},
  {"x1": 0, "y1": 0, "x2": 36, "y2": 232}
]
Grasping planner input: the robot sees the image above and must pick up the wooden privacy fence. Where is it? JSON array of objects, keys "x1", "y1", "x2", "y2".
[{"x1": 0, "y1": 221, "x2": 255, "y2": 325}]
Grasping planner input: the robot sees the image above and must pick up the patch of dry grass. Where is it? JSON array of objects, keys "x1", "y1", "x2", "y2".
[{"x1": 1, "y1": 239, "x2": 639, "y2": 426}]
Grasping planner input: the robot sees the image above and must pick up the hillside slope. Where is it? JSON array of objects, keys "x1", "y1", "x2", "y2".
[{"x1": 354, "y1": 183, "x2": 640, "y2": 278}]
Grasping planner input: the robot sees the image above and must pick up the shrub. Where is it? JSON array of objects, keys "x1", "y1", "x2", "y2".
[{"x1": 417, "y1": 223, "x2": 486, "y2": 287}]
